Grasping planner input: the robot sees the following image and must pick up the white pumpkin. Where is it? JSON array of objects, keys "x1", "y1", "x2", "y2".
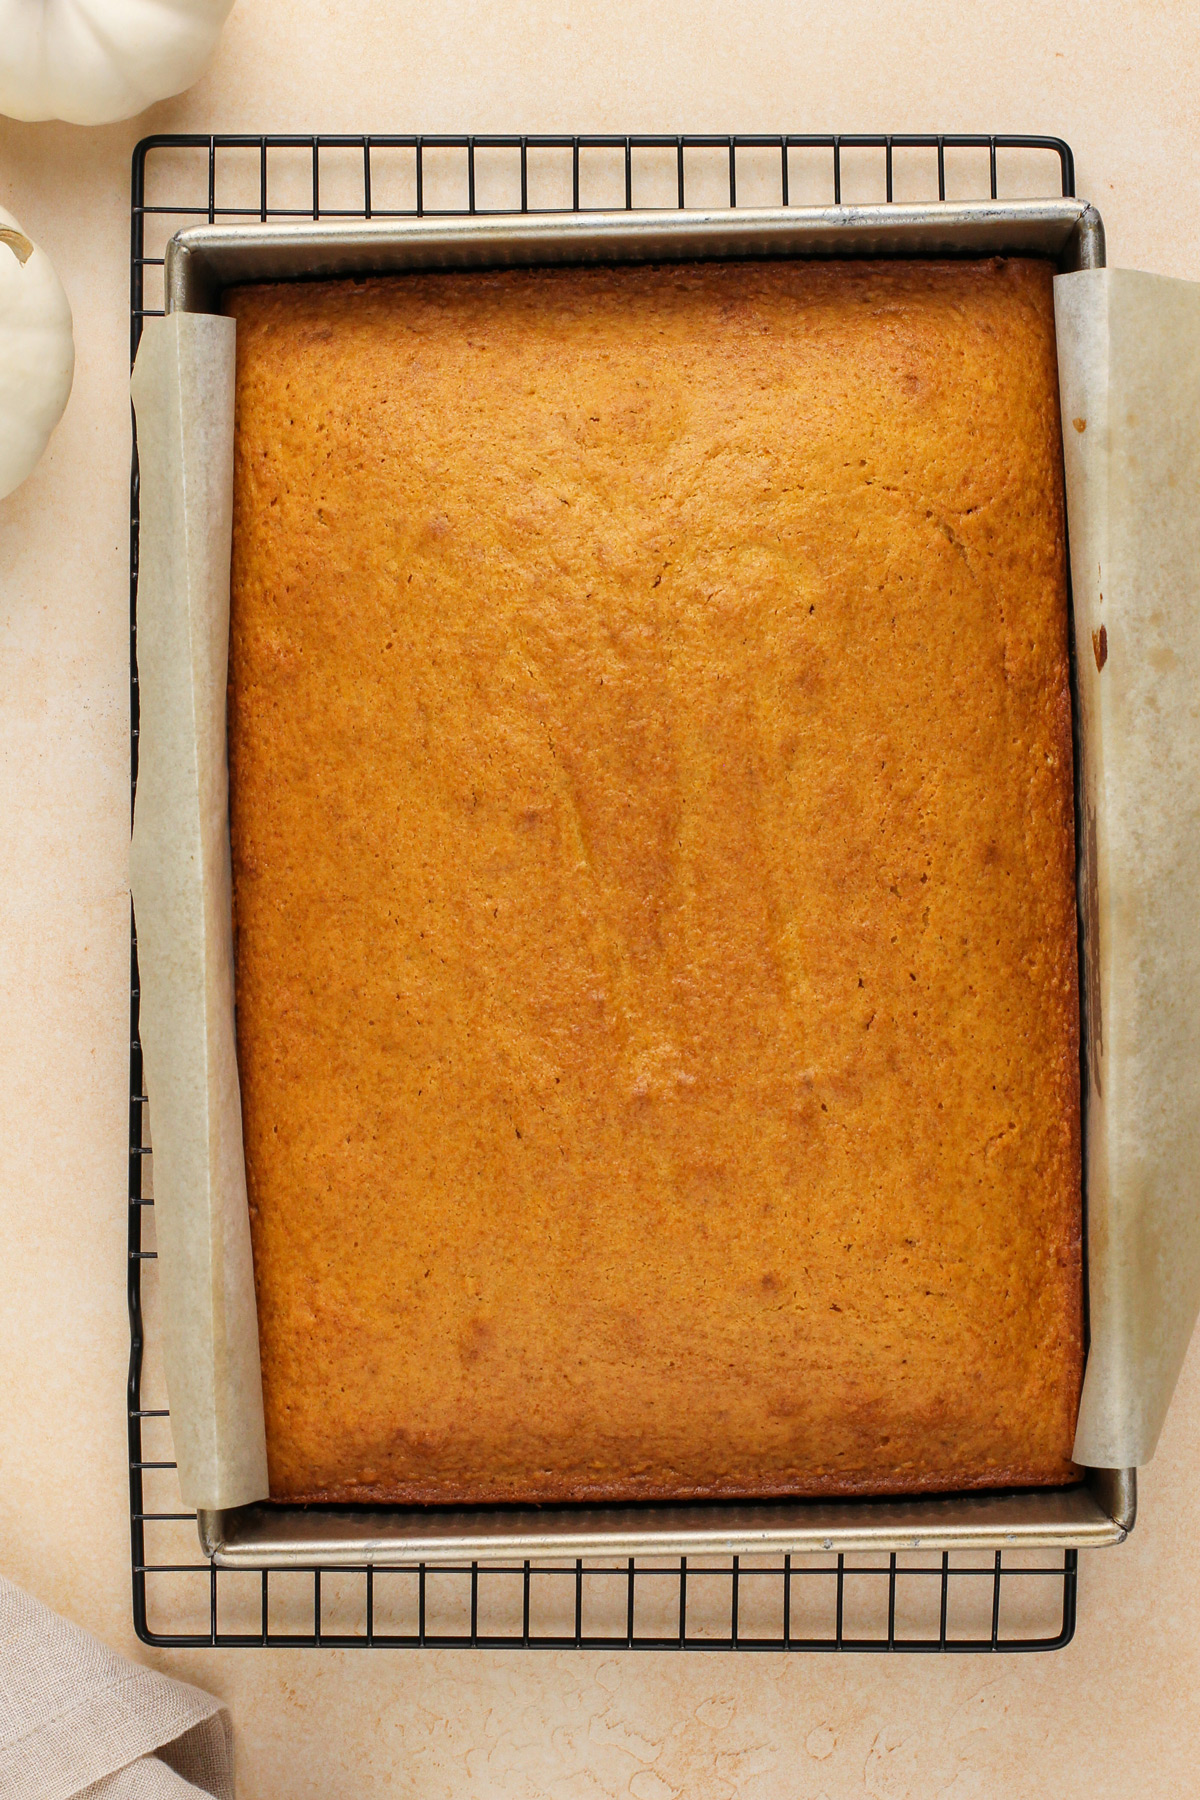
[
  {"x1": 0, "y1": 208, "x2": 74, "y2": 502},
  {"x1": 0, "y1": 0, "x2": 235, "y2": 126}
]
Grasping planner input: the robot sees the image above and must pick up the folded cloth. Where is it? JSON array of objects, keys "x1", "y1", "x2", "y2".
[{"x1": 0, "y1": 1578, "x2": 232, "y2": 1800}]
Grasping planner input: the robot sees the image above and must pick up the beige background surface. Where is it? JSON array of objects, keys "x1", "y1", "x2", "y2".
[{"x1": 2, "y1": 2, "x2": 1200, "y2": 1794}]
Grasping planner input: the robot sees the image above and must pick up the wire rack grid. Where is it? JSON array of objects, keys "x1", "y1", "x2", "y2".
[{"x1": 129, "y1": 130, "x2": 1081, "y2": 1652}]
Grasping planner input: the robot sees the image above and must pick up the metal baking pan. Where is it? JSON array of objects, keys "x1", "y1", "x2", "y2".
[
  {"x1": 166, "y1": 197, "x2": 1104, "y2": 312},
  {"x1": 197, "y1": 1473, "x2": 1134, "y2": 1569},
  {"x1": 162, "y1": 198, "x2": 1132, "y2": 1565}
]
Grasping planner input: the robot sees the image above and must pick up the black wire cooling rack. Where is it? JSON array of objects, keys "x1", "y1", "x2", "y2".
[{"x1": 129, "y1": 130, "x2": 1080, "y2": 1652}]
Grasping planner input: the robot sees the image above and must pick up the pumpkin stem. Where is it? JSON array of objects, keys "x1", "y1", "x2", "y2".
[{"x1": 0, "y1": 227, "x2": 34, "y2": 266}]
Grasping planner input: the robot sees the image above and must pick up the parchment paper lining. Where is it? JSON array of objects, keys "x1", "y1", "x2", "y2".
[
  {"x1": 129, "y1": 272, "x2": 1200, "y2": 1507},
  {"x1": 1056, "y1": 269, "x2": 1200, "y2": 1467},
  {"x1": 130, "y1": 314, "x2": 267, "y2": 1511}
]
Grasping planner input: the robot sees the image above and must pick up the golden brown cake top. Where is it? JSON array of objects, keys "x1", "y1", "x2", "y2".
[{"x1": 225, "y1": 257, "x2": 1081, "y2": 1504}]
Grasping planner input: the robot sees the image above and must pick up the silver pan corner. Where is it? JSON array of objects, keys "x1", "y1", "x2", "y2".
[{"x1": 170, "y1": 196, "x2": 1127, "y2": 1569}]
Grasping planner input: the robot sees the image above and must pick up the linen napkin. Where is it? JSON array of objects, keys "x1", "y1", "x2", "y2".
[{"x1": 0, "y1": 1577, "x2": 232, "y2": 1800}]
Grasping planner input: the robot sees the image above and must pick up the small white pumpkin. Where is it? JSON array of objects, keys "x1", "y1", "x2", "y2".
[
  {"x1": 0, "y1": 207, "x2": 74, "y2": 502},
  {"x1": 0, "y1": 0, "x2": 235, "y2": 126}
]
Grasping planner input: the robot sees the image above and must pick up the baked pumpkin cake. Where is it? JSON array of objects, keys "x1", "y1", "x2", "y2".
[{"x1": 224, "y1": 257, "x2": 1083, "y2": 1505}]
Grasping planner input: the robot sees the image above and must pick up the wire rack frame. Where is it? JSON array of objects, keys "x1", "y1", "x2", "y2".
[{"x1": 129, "y1": 131, "x2": 1080, "y2": 1652}]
